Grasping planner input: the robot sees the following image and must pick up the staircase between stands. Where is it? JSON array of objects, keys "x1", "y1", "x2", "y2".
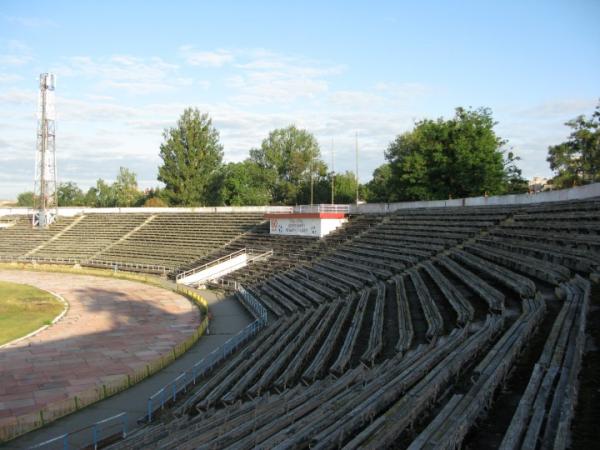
[{"x1": 176, "y1": 248, "x2": 273, "y2": 288}]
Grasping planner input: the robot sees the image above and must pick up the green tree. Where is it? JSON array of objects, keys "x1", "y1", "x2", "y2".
[
  {"x1": 17, "y1": 191, "x2": 35, "y2": 207},
  {"x1": 385, "y1": 107, "x2": 510, "y2": 201},
  {"x1": 365, "y1": 164, "x2": 393, "y2": 202},
  {"x1": 503, "y1": 151, "x2": 529, "y2": 194},
  {"x1": 547, "y1": 102, "x2": 600, "y2": 188},
  {"x1": 137, "y1": 187, "x2": 167, "y2": 207},
  {"x1": 295, "y1": 171, "x2": 362, "y2": 205},
  {"x1": 330, "y1": 171, "x2": 359, "y2": 204},
  {"x1": 250, "y1": 125, "x2": 324, "y2": 205},
  {"x1": 158, "y1": 108, "x2": 224, "y2": 205},
  {"x1": 143, "y1": 196, "x2": 168, "y2": 207},
  {"x1": 216, "y1": 161, "x2": 272, "y2": 206},
  {"x1": 83, "y1": 187, "x2": 98, "y2": 206},
  {"x1": 113, "y1": 167, "x2": 141, "y2": 206},
  {"x1": 94, "y1": 179, "x2": 116, "y2": 207},
  {"x1": 57, "y1": 182, "x2": 84, "y2": 206}
]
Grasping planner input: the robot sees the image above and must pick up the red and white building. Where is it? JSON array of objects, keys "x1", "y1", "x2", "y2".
[{"x1": 264, "y1": 204, "x2": 350, "y2": 238}]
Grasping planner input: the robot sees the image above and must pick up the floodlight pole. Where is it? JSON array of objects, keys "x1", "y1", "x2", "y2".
[
  {"x1": 310, "y1": 156, "x2": 314, "y2": 206},
  {"x1": 331, "y1": 138, "x2": 335, "y2": 205},
  {"x1": 355, "y1": 131, "x2": 359, "y2": 205}
]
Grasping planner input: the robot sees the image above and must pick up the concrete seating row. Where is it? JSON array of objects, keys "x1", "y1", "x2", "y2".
[
  {"x1": 329, "y1": 289, "x2": 370, "y2": 376},
  {"x1": 361, "y1": 281, "x2": 386, "y2": 365},
  {"x1": 437, "y1": 255, "x2": 505, "y2": 312},
  {"x1": 465, "y1": 242, "x2": 571, "y2": 286},
  {"x1": 407, "y1": 268, "x2": 444, "y2": 340},
  {"x1": 302, "y1": 295, "x2": 357, "y2": 383},
  {"x1": 478, "y1": 236, "x2": 600, "y2": 274},
  {"x1": 422, "y1": 260, "x2": 475, "y2": 325},
  {"x1": 0, "y1": 215, "x2": 76, "y2": 257},
  {"x1": 451, "y1": 250, "x2": 537, "y2": 298},
  {"x1": 393, "y1": 275, "x2": 414, "y2": 353},
  {"x1": 348, "y1": 316, "x2": 504, "y2": 449},
  {"x1": 500, "y1": 276, "x2": 590, "y2": 450},
  {"x1": 408, "y1": 295, "x2": 545, "y2": 450}
]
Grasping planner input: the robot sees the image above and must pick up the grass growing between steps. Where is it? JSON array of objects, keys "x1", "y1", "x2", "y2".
[{"x1": 0, "y1": 280, "x2": 64, "y2": 345}]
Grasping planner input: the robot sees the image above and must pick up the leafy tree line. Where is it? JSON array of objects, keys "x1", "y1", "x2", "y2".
[
  {"x1": 17, "y1": 167, "x2": 166, "y2": 207},
  {"x1": 364, "y1": 107, "x2": 528, "y2": 202},
  {"x1": 158, "y1": 107, "x2": 529, "y2": 206},
  {"x1": 17, "y1": 102, "x2": 597, "y2": 208},
  {"x1": 547, "y1": 102, "x2": 599, "y2": 189},
  {"x1": 157, "y1": 108, "x2": 360, "y2": 206}
]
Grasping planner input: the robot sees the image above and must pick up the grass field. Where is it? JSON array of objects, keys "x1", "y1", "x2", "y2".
[{"x1": 0, "y1": 281, "x2": 64, "y2": 346}]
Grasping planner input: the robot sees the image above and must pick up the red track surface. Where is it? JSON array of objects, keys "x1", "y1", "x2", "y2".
[{"x1": 0, "y1": 270, "x2": 200, "y2": 425}]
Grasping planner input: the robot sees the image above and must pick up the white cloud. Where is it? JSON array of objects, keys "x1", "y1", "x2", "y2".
[
  {"x1": 7, "y1": 40, "x2": 31, "y2": 52},
  {"x1": 516, "y1": 99, "x2": 598, "y2": 119},
  {"x1": 495, "y1": 97, "x2": 598, "y2": 179},
  {"x1": 329, "y1": 90, "x2": 387, "y2": 109},
  {"x1": 0, "y1": 46, "x2": 427, "y2": 195},
  {"x1": 86, "y1": 94, "x2": 116, "y2": 101},
  {"x1": 57, "y1": 96, "x2": 141, "y2": 122},
  {"x1": 222, "y1": 49, "x2": 345, "y2": 105},
  {"x1": 126, "y1": 118, "x2": 174, "y2": 131},
  {"x1": 179, "y1": 46, "x2": 234, "y2": 67},
  {"x1": 0, "y1": 54, "x2": 30, "y2": 65},
  {"x1": 0, "y1": 89, "x2": 36, "y2": 104},
  {"x1": 52, "y1": 55, "x2": 185, "y2": 94},
  {"x1": 374, "y1": 82, "x2": 431, "y2": 100},
  {"x1": 6, "y1": 16, "x2": 58, "y2": 28},
  {"x1": 0, "y1": 39, "x2": 32, "y2": 66},
  {"x1": 0, "y1": 73, "x2": 23, "y2": 83}
]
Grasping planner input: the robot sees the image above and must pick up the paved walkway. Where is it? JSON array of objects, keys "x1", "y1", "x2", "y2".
[{"x1": 0, "y1": 274, "x2": 252, "y2": 449}]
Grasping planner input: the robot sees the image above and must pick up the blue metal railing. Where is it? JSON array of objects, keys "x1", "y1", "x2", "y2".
[
  {"x1": 237, "y1": 284, "x2": 268, "y2": 323},
  {"x1": 144, "y1": 284, "x2": 267, "y2": 422},
  {"x1": 30, "y1": 412, "x2": 127, "y2": 450}
]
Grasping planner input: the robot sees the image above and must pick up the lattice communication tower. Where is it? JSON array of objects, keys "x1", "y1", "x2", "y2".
[{"x1": 32, "y1": 73, "x2": 58, "y2": 228}]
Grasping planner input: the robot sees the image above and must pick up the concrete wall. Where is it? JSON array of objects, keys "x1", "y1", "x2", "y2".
[
  {"x1": 0, "y1": 205, "x2": 290, "y2": 217},
  {"x1": 1, "y1": 183, "x2": 599, "y2": 218},
  {"x1": 350, "y1": 183, "x2": 600, "y2": 214}
]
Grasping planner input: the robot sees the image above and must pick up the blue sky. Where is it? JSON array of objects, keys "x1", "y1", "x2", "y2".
[{"x1": 0, "y1": 0, "x2": 598, "y2": 199}]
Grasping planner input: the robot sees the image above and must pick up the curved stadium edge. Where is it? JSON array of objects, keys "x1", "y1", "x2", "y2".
[{"x1": 0, "y1": 264, "x2": 210, "y2": 443}]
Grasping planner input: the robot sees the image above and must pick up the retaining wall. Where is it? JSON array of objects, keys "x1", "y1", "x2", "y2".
[
  {"x1": 0, "y1": 205, "x2": 290, "y2": 217},
  {"x1": 350, "y1": 183, "x2": 600, "y2": 214},
  {"x1": 1, "y1": 183, "x2": 598, "y2": 218}
]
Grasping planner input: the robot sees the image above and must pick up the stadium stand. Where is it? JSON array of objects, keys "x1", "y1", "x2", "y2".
[
  {"x1": 0, "y1": 212, "x2": 265, "y2": 271},
  {"x1": 1, "y1": 193, "x2": 599, "y2": 449},
  {"x1": 0, "y1": 215, "x2": 77, "y2": 258}
]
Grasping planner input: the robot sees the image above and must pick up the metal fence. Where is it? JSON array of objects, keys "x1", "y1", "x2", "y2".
[
  {"x1": 26, "y1": 283, "x2": 267, "y2": 449},
  {"x1": 266, "y1": 204, "x2": 351, "y2": 214},
  {"x1": 144, "y1": 284, "x2": 267, "y2": 422},
  {"x1": 30, "y1": 412, "x2": 128, "y2": 450},
  {"x1": 176, "y1": 248, "x2": 248, "y2": 281},
  {"x1": 0, "y1": 255, "x2": 168, "y2": 275}
]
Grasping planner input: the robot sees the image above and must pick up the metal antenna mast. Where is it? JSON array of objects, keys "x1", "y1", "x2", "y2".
[{"x1": 33, "y1": 73, "x2": 58, "y2": 228}]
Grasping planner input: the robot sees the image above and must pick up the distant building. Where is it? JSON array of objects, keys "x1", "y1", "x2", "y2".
[{"x1": 529, "y1": 176, "x2": 551, "y2": 193}]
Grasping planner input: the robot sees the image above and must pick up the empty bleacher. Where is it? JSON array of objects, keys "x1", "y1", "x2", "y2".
[
  {"x1": 0, "y1": 215, "x2": 77, "y2": 259},
  {"x1": 2, "y1": 196, "x2": 599, "y2": 449},
  {"x1": 0, "y1": 212, "x2": 265, "y2": 271}
]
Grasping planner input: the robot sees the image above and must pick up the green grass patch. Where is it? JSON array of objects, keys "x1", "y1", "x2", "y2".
[{"x1": 0, "y1": 281, "x2": 64, "y2": 345}]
